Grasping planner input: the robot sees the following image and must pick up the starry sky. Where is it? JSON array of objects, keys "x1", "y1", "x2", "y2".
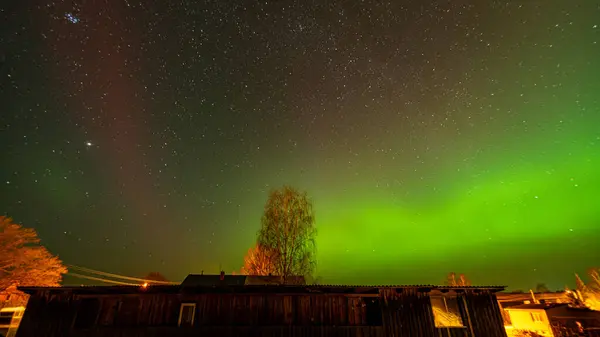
[{"x1": 1, "y1": 1, "x2": 599, "y2": 291}]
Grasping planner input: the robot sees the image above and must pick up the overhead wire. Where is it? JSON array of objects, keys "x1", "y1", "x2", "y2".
[
  {"x1": 66, "y1": 264, "x2": 179, "y2": 285},
  {"x1": 67, "y1": 272, "x2": 140, "y2": 286}
]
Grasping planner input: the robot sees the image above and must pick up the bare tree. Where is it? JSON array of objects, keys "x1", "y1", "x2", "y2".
[
  {"x1": 0, "y1": 217, "x2": 67, "y2": 307},
  {"x1": 535, "y1": 283, "x2": 549, "y2": 293},
  {"x1": 0, "y1": 216, "x2": 67, "y2": 290},
  {"x1": 446, "y1": 272, "x2": 457, "y2": 286},
  {"x1": 241, "y1": 244, "x2": 276, "y2": 276},
  {"x1": 588, "y1": 268, "x2": 600, "y2": 289},
  {"x1": 308, "y1": 275, "x2": 323, "y2": 285},
  {"x1": 445, "y1": 272, "x2": 471, "y2": 286},
  {"x1": 574, "y1": 271, "x2": 600, "y2": 310},
  {"x1": 143, "y1": 272, "x2": 169, "y2": 284},
  {"x1": 458, "y1": 274, "x2": 471, "y2": 286},
  {"x1": 257, "y1": 186, "x2": 316, "y2": 282}
]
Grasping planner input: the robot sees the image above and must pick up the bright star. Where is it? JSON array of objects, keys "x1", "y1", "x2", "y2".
[
  {"x1": 85, "y1": 141, "x2": 93, "y2": 147},
  {"x1": 65, "y1": 13, "x2": 80, "y2": 24}
]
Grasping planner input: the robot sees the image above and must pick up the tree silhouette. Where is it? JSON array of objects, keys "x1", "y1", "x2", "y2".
[
  {"x1": 256, "y1": 186, "x2": 316, "y2": 282},
  {"x1": 0, "y1": 216, "x2": 67, "y2": 290},
  {"x1": 308, "y1": 275, "x2": 324, "y2": 285},
  {"x1": 241, "y1": 244, "x2": 276, "y2": 276},
  {"x1": 143, "y1": 272, "x2": 169, "y2": 284},
  {"x1": 535, "y1": 283, "x2": 549, "y2": 293},
  {"x1": 588, "y1": 268, "x2": 600, "y2": 289},
  {"x1": 574, "y1": 270, "x2": 600, "y2": 310},
  {"x1": 445, "y1": 272, "x2": 472, "y2": 286}
]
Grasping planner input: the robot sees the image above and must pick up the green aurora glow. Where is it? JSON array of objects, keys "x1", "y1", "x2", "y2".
[{"x1": 315, "y1": 151, "x2": 599, "y2": 288}]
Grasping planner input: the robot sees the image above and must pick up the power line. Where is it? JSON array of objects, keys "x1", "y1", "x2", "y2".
[
  {"x1": 68, "y1": 264, "x2": 179, "y2": 284},
  {"x1": 67, "y1": 272, "x2": 139, "y2": 286},
  {"x1": 67, "y1": 264, "x2": 179, "y2": 285}
]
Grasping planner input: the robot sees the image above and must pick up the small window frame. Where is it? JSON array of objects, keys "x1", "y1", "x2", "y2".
[
  {"x1": 364, "y1": 297, "x2": 383, "y2": 326},
  {"x1": 430, "y1": 295, "x2": 465, "y2": 328},
  {"x1": 178, "y1": 303, "x2": 196, "y2": 327},
  {"x1": 531, "y1": 312, "x2": 543, "y2": 322}
]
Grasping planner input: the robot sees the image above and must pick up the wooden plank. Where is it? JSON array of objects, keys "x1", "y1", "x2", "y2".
[{"x1": 15, "y1": 289, "x2": 508, "y2": 337}]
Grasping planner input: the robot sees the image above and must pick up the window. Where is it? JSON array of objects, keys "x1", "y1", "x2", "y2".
[
  {"x1": 0, "y1": 311, "x2": 13, "y2": 325},
  {"x1": 178, "y1": 303, "x2": 196, "y2": 327},
  {"x1": 13, "y1": 309, "x2": 23, "y2": 319},
  {"x1": 364, "y1": 298, "x2": 383, "y2": 326},
  {"x1": 530, "y1": 312, "x2": 543, "y2": 322},
  {"x1": 74, "y1": 298, "x2": 101, "y2": 328},
  {"x1": 430, "y1": 296, "x2": 464, "y2": 328}
]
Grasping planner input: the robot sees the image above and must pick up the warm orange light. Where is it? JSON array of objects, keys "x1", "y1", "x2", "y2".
[{"x1": 141, "y1": 282, "x2": 148, "y2": 288}]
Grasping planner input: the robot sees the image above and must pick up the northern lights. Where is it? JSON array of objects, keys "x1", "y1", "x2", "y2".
[{"x1": 1, "y1": 1, "x2": 599, "y2": 291}]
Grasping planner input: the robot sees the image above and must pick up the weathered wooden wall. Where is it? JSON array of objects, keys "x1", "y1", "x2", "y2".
[
  {"x1": 15, "y1": 289, "x2": 507, "y2": 337},
  {"x1": 378, "y1": 288, "x2": 507, "y2": 337},
  {"x1": 379, "y1": 288, "x2": 436, "y2": 337},
  {"x1": 463, "y1": 292, "x2": 507, "y2": 337},
  {"x1": 67, "y1": 326, "x2": 385, "y2": 337},
  {"x1": 89, "y1": 294, "x2": 373, "y2": 327},
  {"x1": 16, "y1": 292, "x2": 382, "y2": 337},
  {"x1": 16, "y1": 291, "x2": 78, "y2": 337}
]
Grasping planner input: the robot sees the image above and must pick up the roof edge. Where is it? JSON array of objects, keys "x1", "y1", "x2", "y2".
[{"x1": 18, "y1": 284, "x2": 506, "y2": 295}]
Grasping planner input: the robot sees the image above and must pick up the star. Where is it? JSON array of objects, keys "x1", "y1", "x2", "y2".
[
  {"x1": 65, "y1": 13, "x2": 80, "y2": 24},
  {"x1": 0, "y1": 0, "x2": 597, "y2": 291}
]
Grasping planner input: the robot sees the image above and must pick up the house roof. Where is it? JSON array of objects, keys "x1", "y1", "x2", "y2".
[
  {"x1": 180, "y1": 275, "x2": 247, "y2": 287},
  {"x1": 245, "y1": 275, "x2": 306, "y2": 286},
  {"x1": 506, "y1": 303, "x2": 600, "y2": 320},
  {"x1": 506, "y1": 303, "x2": 569, "y2": 310},
  {"x1": 18, "y1": 285, "x2": 505, "y2": 296},
  {"x1": 17, "y1": 274, "x2": 505, "y2": 295},
  {"x1": 497, "y1": 291, "x2": 568, "y2": 299},
  {"x1": 180, "y1": 274, "x2": 306, "y2": 287}
]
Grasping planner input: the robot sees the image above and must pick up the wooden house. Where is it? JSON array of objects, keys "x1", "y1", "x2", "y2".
[
  {"x1": 16, "y1": 274, "x2": 508, "y2": 337},
  {"x1": 180, "y1": 274, "x2": 307, "y2": 287},
  {"x1": 496, "y1": 291, "x2": 574, "y2": 326},
  {"x1": 505, "y1": 303, "x2": 600, "y2": 337},
  {"x1": 496, "y1": 291, "x2": 572, "y2": 309}
]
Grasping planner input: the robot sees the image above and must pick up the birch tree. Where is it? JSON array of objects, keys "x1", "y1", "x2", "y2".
[{"x1": 256, "y1": 186, "x2": 316, "y2": 282}]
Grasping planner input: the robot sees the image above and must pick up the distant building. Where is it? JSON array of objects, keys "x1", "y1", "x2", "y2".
[
  {"x1": 496, "y1": 291, "x2": 572, "y2": 310},
  {"x1": 496, "y1": 291, "x2": 574, "y2": 326},
  {"x1": 505, "y1": 303, "x2": 600, "y2": 337},
  {"x1": 15, "y1": 273, "x2": 508, "y2": 337}
]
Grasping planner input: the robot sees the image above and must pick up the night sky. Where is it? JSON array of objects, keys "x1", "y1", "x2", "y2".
[{"x1": 1, "y1": 1, "x2": 599, "y2": 291}]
